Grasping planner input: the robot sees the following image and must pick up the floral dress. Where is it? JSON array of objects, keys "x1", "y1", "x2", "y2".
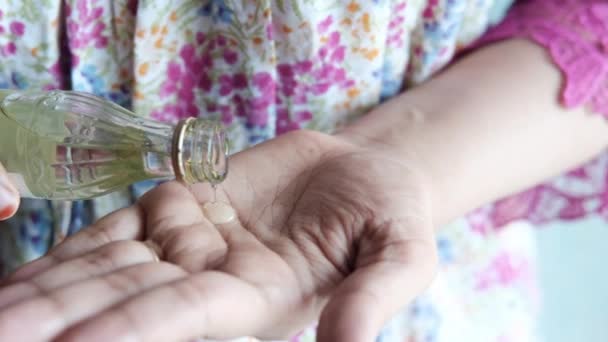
[{"x1": 1, "y1": 1, "x2": 607, "y2": 341}]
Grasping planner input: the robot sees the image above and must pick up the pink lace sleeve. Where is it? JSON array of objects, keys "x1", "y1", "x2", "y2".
[
  {"x1": 465, "y1": 0, "x2": 608, "y2": 232},
  {"x1": 478, "y1": 0, "x2": 608, "y2": 117}
]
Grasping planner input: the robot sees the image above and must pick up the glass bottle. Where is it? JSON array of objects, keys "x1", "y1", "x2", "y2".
[{"x1": 0, "y1": 89, "x2": 229, "y2": 200}]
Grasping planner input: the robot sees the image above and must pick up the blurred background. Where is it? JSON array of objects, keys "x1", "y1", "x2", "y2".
[{"x1": 536, "y1": 217, "x2": 608, "y2": 341}]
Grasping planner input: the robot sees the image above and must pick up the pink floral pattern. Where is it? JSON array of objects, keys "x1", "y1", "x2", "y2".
[
  {"x1": 475, "y1": 253, "x2": 533, "y2": 291},
  {"x1": 0, "y1": 11, "x2": 24, "y2": 57},
  {"x1": 151, "y1": 34, "x2": 277, "y2": 129},
  {"x1": 386, "y1": 2, "x2": 408, "y2": 49},
  {"x1": 66, "y1": 0, "x2": 109, "y2": 51},
  {"x1": 275, "y1": 17, "x2": 355, "y2": 134},
  {"x1": 1, "y1": 1, "x2": 607, "y2": 342}
]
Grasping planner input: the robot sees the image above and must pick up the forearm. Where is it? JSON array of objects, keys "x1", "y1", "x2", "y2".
[{"x1": 342, "y1": 39, "x2": 608, "y2": 226}]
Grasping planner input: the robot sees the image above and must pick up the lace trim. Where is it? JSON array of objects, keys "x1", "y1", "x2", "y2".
[
  {"x1": 466, "y1": 1, "x2": 608, "y2": 231},
  {"x1": 479, "y1": 0, "x2": 608, "y2": 118}
]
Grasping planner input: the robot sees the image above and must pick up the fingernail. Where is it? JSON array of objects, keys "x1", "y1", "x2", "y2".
[{"x1": 0, "y1": 175, "x2": 18, "y2": 220}]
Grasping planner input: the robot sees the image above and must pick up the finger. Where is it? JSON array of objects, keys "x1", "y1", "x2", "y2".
[
  {"x1": 6, "y1": 205, "x2": 144, "y2": 283},
  {"x1": 0, "y1": 262, "x2": 187, "y2": 342},
  {"x1": 317, "y1": 225, "x2": 438, "y2": 342},
  {"x1": 139, "y1": 182, "x2": 228, "y2": 272},
  {"x1": 0, "y1": 240, "x2": 159, "y2": 309},
  {"x1": 56, "y1": 272, "x2": 274, "y2": 342},
  {"x1": 0, "y1": 163, "x2": 19, "y2": 220}
]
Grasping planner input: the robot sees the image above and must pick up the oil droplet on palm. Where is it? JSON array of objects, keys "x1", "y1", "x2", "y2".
[
  {"x1": 202, "y1": 201, "x2": 236, "y2": 224},
  {"x1": 202, "y1": 184, "x2": 236, "y2": 224}
]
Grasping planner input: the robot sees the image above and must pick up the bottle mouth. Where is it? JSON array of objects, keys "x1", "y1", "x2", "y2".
[{"x1": 172, "y1": 118, "x2": 229, "y2": 186}]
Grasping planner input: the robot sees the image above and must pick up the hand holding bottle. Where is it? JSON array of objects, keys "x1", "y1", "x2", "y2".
[
  {"x1": 0, "y1": 163, "x2": 19, "y2": 221},
  {"x1": 0, "y1": 129, "x2": 438, "y2": 342}
]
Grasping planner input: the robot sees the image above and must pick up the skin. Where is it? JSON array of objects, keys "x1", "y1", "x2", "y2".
[
  {"x1": 0, "y1": 163, "x2": 19, "y2": 220},
  {"x1": 0, "y1": 40, "x2": 606, "y2": 341}
]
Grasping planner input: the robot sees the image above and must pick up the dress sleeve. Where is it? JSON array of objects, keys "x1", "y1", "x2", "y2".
[
  {"x1": 478, "y1": 0, "x2": 608, "y2": 117},
  {"x1": 465, "y1": 0, "x2": 608, "y2": 233}
]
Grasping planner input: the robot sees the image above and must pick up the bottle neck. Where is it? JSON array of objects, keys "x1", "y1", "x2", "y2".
[{"x1": 170, "y1": 118, "x2": 229, "y2": 185}]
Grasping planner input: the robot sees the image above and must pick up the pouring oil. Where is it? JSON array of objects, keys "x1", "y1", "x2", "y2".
[{"x1": 0, "y1": 90, "x2": 228, "y2": 200}]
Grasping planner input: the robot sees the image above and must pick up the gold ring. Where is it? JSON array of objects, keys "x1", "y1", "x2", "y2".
[{"x1": 172, "y1": 118, "x2": 194, "y2": 183}]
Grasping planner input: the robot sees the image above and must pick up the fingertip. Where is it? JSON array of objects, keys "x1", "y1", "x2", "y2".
[
  {"x1": 0, "y1": 190, "x2": 18, "y2": 221},
  {"x1": 0, "y1": 204, "x2": 17, "y2": 221},
  {"x1": 3, "y1": 256, "x2": 55, "y2": 285},
  {"x1": 0, "y1": 175, "x2": 19, "y2": 221},
  {"x1": 0, "y1": 195, "x2": 19, "y2": 221}
]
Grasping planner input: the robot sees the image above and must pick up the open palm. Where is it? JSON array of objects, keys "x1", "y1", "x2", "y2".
[{"x1": 0, "y1": 130, "x2": 438, "y2": 342}]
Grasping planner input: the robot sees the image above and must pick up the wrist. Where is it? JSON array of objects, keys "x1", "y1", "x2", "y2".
[{"x1": 336, "y1": 108, "x2": 446, "y2": 228}]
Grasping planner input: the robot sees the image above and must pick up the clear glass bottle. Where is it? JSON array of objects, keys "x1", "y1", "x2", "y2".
[{"x1": 0, "y1": 89, "x2": 228, "y2": 200}]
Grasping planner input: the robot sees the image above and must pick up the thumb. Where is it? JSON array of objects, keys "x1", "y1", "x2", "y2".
[
  {"x1": 0, "y1": 163, "x2": 19, "y2": 220},
  {"x1": 317, "y1": 222, "x2": 437, "y2": 342}
]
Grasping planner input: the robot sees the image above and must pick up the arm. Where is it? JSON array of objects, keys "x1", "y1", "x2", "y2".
[{"x1": 342, "y1": 38, "x2": 608, "y2": 227}]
